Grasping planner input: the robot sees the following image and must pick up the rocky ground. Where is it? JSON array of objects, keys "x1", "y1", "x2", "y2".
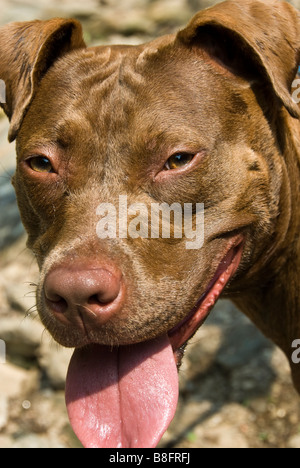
[{"x1": 1, "y1": 0, "x2": 300, "y2": 449}]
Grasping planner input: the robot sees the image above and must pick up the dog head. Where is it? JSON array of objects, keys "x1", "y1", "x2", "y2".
[{"x1": 1, "y1": 0, "x2": 299, "y2": 448}]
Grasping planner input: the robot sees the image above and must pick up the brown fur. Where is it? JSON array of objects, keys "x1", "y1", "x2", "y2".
[{"x1": 1, "y1": 0, "x2": 300, "y2": 394}]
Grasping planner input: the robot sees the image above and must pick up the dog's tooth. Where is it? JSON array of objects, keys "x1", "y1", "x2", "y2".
[{"x1": 219, "y1": 275, "x2": 226, "y2": 285}]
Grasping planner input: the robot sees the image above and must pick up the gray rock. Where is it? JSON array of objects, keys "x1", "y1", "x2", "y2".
[
  {"x1": 0, "y1": 317, "x2": 44, "y2": 358},
  {"x1": 288, "y1": 434, "x2": 300, "y2": 448},
  {"x1": 148, "y1": 0, "x2": 192, "y2": 26},
  {"x1": 0, "y1": 435, "x2": 12, "y2": 449},
  {"x1": 11, "y1": 434, "x2": 61, "y2": 449},
  {"x1": 39, "y1": 342, "x2": 73, "y2": 389},
  {"x1": 290, "y1": 1, "x2": 300, "y2": 8},
  {"x1": 216, "y1": 323, "x2": 273, "y2": 370},
  {"x1": 0, "y1": 397, "x2": 8, "y2": 431},
  {"x1": 0, "y1": 362, "x2": 38, "y2": 398},
  {"x1": 0, "y1": 172, "x2": 24, "y2": 250},
  {"x1": 230, "y1": 356, "x2": 276, "y2": 402}
]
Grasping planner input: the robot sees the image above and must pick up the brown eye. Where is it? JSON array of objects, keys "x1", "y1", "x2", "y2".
[
  {"x1": 28, "y1": 156, "x2": 54, "y2": 173},
  {"x1": 165, "y1": 153, "x2": 195, "y2": 170}
]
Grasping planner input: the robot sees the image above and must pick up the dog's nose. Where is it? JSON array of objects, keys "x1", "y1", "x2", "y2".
[{"x1": 44, "y1": 263, "x2": 124, "y2": 328}]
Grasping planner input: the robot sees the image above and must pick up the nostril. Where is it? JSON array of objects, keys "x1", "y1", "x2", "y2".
[
  {"x1": 88, "y1": 294, "x2": 108, "y2": 306},
  {"x1": 46, "y1": 295, "x2": 68, "y2": 315},
  {"x1": 88, "y1": 288, "x2": 119, "y2": 306}
]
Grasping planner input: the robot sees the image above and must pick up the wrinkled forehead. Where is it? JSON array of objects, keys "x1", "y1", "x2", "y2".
[{"x1": 18, "y1": 40, "x2": 240, "y2": 153}]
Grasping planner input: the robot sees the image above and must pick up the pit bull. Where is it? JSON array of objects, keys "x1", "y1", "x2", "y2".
[{"x1": 1, "y1": 0, "x2": 300, "y2": 448}]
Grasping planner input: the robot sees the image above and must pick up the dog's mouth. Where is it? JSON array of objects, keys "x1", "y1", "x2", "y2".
[
  {"x1": 168, "y1": 235, "x2": 244, "y2": 362},
  {"x1": 65, "y1": 236, "x2": 244, "y2": 448}
]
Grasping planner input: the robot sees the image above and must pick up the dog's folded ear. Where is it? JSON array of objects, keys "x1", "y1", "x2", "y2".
[
  {"x1": 177, "y1": 0, "x2": 300, "y2": 119},
  {"x1": 0, "y1": 19, "x2": 85, "y2": 142}
]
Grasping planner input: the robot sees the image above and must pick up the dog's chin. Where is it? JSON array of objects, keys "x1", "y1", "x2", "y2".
[{"x1": 40, "y1": 235, "x2": 245, "y2": 364}]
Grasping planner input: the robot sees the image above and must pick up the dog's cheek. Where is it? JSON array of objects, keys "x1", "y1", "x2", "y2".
[
  {"x1": 13, "y1": 177, "x2": 42, "y2": 247},
  {"x1": 17, "y1": 168, "x2": 65, "y2": 219}
]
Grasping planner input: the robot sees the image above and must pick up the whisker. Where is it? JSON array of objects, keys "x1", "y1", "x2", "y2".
[
  {"x1": 23, "y1": 304, "x2": 38, "y2": 319},
  {"x1": 76, "y1": 303, "x2": 97, "y2": 317},
  {"x1": 24, "y1": 290, "x2": 37, "y2": 297},
  {"x1": 24, "y1": 282, "x2": 38, "y2": 288}
]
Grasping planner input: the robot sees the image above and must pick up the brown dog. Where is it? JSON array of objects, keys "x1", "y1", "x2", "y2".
[{"x1": 1, "y1": 0, "x2": 300, "y2": 448}]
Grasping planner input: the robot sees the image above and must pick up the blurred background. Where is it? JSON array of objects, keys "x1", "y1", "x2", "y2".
[{"x1": 0, "y1": 0, "x2": 300, "y2": 448}]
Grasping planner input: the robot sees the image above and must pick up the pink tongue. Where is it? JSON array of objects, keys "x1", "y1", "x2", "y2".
[{"x1": 65, "y1": 335, "x2": 178, "y2": 448}]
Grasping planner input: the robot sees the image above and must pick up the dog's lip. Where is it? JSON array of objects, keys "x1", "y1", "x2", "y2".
[{"x1": 168, "y1": 235, "x2": 245, "y2": 358}]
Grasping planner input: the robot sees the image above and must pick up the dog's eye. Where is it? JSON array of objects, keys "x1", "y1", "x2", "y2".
[
  {"x1": 165, "y1": 153, "x2": 195, "y2": 170},
  {"x1": 28, "y1": 156, "x2": 54, "y2": 173}
]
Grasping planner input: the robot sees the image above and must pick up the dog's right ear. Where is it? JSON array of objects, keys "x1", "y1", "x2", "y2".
[{"x1": 0, "y1": 18, "x2": 85, "y2": 142}]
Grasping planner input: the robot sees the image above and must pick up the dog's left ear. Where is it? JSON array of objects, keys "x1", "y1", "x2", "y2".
[
  {"x1": 0, "y1": 18, "x2": 86, "y2": 142},
  {"x1": 177, "y1": 0, "x2": 300, "y2": 119}
]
